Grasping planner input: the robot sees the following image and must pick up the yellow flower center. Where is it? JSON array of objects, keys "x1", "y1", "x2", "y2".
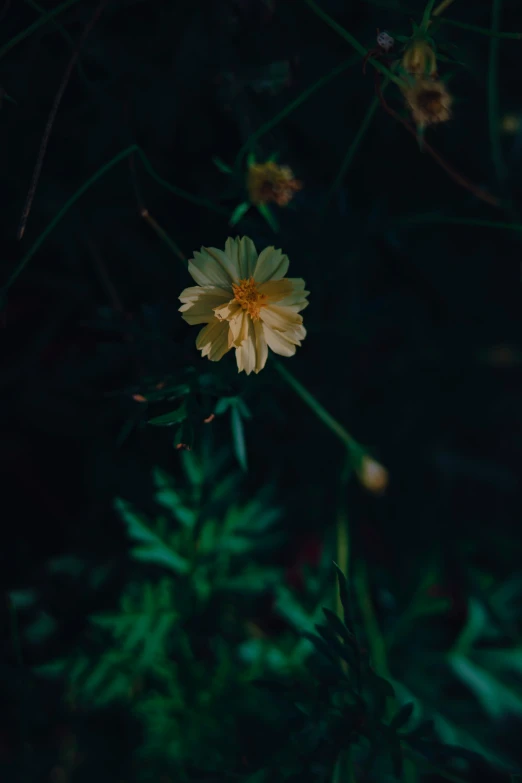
[{"x1": 232, "y1": 277, "x2": 267, "y2": 320}]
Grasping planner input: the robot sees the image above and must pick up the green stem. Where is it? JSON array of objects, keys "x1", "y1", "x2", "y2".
[
  {"x1": 332, "y1": 747, "x2": 357, "y2": 783},
  {"x1": 438, "y1": 16, "x2": 521, "y2": 39},
  {"x1": 354, "y1": 560, "x2": 392, "y2": 685},
  {"x1": 234, "y1": 56, "x2": 358, "y2": 171},
  {"x1": 3, "y1": 145, "x2": 226, "y2": 291},
  {"x1": 303, "y1": 0, "x2": 407, "y2": 88},
  {"x1": 0, "y1": 0, "x2": 82, "y2": 59},
  {"x1": 273, "y1": 360, "x2": 365, "y2": 463},
  {"x1": 488, "y1": 0, "x2": 507, "y2": 185},
  {"x1": 320, "y1": 82, "x2": 389, "y2": 221},
  {"x1": 393, "y1": 214, "x2": 522, "y2": 232},
  {"x1": 24, "y1": 0, "x2": 91, "y2": 87},
  {"x1": 141, "y1": 210, "x2": 187, "y2": 266},
  {"x1": 420, "y1": 0, "x2": 439, "y2": 29}
]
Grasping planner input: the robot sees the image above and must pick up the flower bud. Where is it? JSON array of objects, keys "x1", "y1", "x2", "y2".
[
  {"x1": 358, "y1": 456, "x2": 389, "y2": 494},
  {"x1": 401, "y1": 39, "x2": 437, "y2": 78}
]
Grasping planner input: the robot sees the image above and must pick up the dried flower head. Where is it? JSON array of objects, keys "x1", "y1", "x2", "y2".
[
  {"x1": 247, "y1": 161, "x2": 302, "y2": 206},
  {"x1": 403, "y1": 78, "x2": 452, "y2": 128},
  {"x1": 179, "y1": 236, "x2": 309, "y2": 375},
  {"x1": 401, "y1": 39, "x2": 437, "y2": 78}
]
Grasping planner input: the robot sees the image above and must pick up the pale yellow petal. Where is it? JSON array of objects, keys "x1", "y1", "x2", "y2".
[
  {"x1": 179, "y1": 285, "x2": 231, "y2": 303},
  {"x1": 235, "y1": 318, "x2": 256, "y2": 375},
  {"x1": 179, "y1": 286, "x2": 232, "y2": 325},
  {"x1": 225, "y1": 236, "x2": 258, "y2": 279},
  {"x1": 273, "y1": 278, "x2": 310, "y2": 310},
  {"x1": 257, "y1": 278, "x2": 294, "y2": 302},
  {"x1": 229, "y1": 309, "x2": 249, "y2": 346},
  {"x1": 238, "y1": 236, "x2": 258, "y2": 278},
  {"x1": 258, "y1": 278, "x2": 309, "y2": 310},
  {"x1": 195, "y1": 319, "x2": 232, "y2": 361},
  {"x1": 188, "y1": 247, "x2": 237, "y2": 288},
  {"x1": 259, "y1": 304, "x2": 303, "y2": 332},
  {"x1": 252, "y1": 246, "x2": 289, "y2": 284},
  {"x1": 254, "y1": 319, "x2": 268, "y2": 373},
  {"x1": 262, "y1": 323, "x2": 298, "y2": 358},
  {"x1": 213, "y1": 298, "x2": 241, "y2": 322}
]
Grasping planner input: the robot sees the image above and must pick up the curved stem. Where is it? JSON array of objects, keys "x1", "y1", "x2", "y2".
[
  {"x1": 488, "y1": 0, "x2": 507, "y2": 185},
  {"x1": 273, "y1": 360, "x2": 366, "y2": 465},
  {"x1": 233, "y1": 56, "x2": 357, "y2": 171},
  {"x1": 303, "y1": 0, "x2": 408, "y2": 89}
]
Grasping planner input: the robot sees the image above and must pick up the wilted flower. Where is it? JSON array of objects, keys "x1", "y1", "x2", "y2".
[
  {"x1": 179, "y1": 236, "x2": 309, "y2": 375},
  {"x1": 401, "y1": 38, "x2": 437, "y2": 78},
  {"x1": 247, "y1": 161, "x2": 302, "y2": 206},
  {"x1": 403, "y1": 78, "x2": 452, "y2": 128}
]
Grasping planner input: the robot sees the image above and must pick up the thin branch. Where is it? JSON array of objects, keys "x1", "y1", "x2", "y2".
[
  {"x1": 375, "y1": 78, "x2": 500, "y2": 208},
  {"x1": 17, "y1": 0, "x2": 109, "y2": 240}
]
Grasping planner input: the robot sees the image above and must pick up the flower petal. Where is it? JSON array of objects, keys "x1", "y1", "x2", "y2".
[
  {"x1": 179, "y1": 286, "x2": 232, "y2": 325},
  {"x1": 254, "y1": 319, "x2": 268, "y2": 373},
  {"x1": 188, "y1": 247, "x2": 237, "y2": 288},
  {"x1": 213, "y1": 298, "x2": 241, "y2": 322},
  {"x1": 195, "y1": 319, "x2": 232, "y2": 361},
  {"x1": 263, "y1": 324, "x2": 298, "y2": 358},
  {"x1": 225, "y1": 236, "x2": 258, "y2": 279},
  {"x1": 253, "y1": 246, "x2": 289, "y2": 284},
  {"x1": 229, "y1": 309, "x2": 249, "y2": 346},
  {"x1": 235, "y1": 318, "x2": 257, "y2": 375},
  {"x1": 259, "y1": 304, "x2": 303, "y2": 332},
  {"x1": 257, "y1": 278, "x2": 294, "y2": 302}
]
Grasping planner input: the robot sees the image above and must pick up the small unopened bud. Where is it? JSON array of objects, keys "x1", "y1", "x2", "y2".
[
  {"x1": 358, "y1": 456, "x2": 389, "y2": 494},
  {"x1": 401, "y1": 39, "x2": 437, "y2": 78}
]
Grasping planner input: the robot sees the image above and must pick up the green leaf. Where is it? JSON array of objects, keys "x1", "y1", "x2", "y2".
[
  {"x1": 404, "y1": 719, "x2": 434, "y2": 742},
  {"x1": 322, "y1": 607, "x2": 357, "y2": 648},
  {"x1": 231, "y1": 404, "x2": 248, "y2": 472},
  {"x1": 301, "y1": 631, "x2": 340, "y2": 666},
  {"x1": 215, "y1": 396, "x2": 233, "y2": 415},
  {"x1": 230, "y1": 201, "x2": 251, "y2": 226},
  {"x1": 257, "y1": 203, "x2": 279, "y2": 232},
  {"x1": 148, "y1": 400, "x2": 187, "y2": 427},
  {"x1": 246, "y1": 151, "x2": 256, "y2": 168},
  {"x1": 115, "y1": 498, "x2": 189, "y2": 574},
  {"x1": 212, "y1": 156, "x2": 232, "y2": 174},
  {"x1": 389, "y1": 702, "x2": 415, "y2": 731},
  {"x1": 333, "y1": 561, "x2": 355, "y2": 632}
]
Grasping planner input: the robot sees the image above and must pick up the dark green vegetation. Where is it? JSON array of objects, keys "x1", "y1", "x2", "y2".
[{"x1": 1, "y1": 1, "x2": 521, "y2": 781}]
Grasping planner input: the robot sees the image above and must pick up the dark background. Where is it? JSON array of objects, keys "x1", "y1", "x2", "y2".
[{"x1": 0, "y1": 0, "x2": 521, "y2": 781}]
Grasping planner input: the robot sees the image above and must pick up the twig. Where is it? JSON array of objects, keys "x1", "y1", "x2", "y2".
[
  {"x1": 129, "y1": 150, "x2": 187, "y2": 266},
  {"x1": 17, "y1": 0, "x2": 109, "y2": 240},
  {"x1": 375, "y1": 78, "x2": 500, "y2": 208}
]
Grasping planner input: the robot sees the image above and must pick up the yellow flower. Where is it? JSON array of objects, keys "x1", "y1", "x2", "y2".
[
  {"x1": 401, "y1": 39, "x2": 437, "y2": 78},
  {"x1": 403, "y1": 78, "x2": 452, "y2": 128},
  {"x1": 247, "y1": 161, "x2": 302, "y2": 206},
  {"x1": 179, "y1": 236, "x2": 309, "y2": 375}
]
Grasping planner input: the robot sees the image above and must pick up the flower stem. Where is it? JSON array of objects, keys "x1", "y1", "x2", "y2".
[
  {"x1": 320, "y1": 85, "x2": 387, "y2": 222},
  {"x1": 0, "y1": 0, "x2": 82, "y2": 59},
  {"x1": 2, "y1": 144, "x2": 225, "y2": 293},
  {"x1": 432, "y1": 0, "x2": 456, "y2": 17},
  {"x1": 273, "y1": 360, "x2": 366, "y2": 465},
  {"x1": 303, "y1": 0, "x2": 408, "y2": 89},
  {"x1": 488, "y1": 0, "x2": 508, "y2": 186},
  {"x1": 354, "y1": 559, "x2": 395, "y2": 723},
  {"x1": 140, "y1": 209, "x2": 187, "y2": 267},
  {"x1": 234, "y1": 56, "x2": 358, "y2": 172}
]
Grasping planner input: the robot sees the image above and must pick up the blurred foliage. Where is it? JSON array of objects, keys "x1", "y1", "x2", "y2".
[{"x1": 1, "y1": 0, "x2": 522, "y2": 781}]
